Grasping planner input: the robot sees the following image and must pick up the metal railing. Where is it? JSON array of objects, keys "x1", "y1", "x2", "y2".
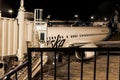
[
  {"x1": 0, "y1": 61, "x2": 28, "y2": 80},
  {"x1": 1, "y1": 47, "x2": 120, "y2": 80},
  {"x1": 27, "y1": 47, "x2": 120, "y2": 80}
]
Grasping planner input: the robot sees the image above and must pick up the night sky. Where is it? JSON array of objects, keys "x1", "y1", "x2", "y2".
[{"x1": 0, "y1": 0, "x2": 119, "y2": 21}]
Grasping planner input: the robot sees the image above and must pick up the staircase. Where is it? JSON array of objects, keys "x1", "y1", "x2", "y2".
[{"x1": 12, "y1": 54, "x2": 48, "y2": 80}]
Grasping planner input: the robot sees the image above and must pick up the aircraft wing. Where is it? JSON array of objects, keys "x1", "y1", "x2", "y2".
[
  {"x1": 96, "y1": 41, "x2": 120, "y2": 48},
  {"x1": 69, "y1": 42, "x2": 91, "y2": 47}
]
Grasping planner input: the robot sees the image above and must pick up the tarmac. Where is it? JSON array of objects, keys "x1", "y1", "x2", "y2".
[{"x1": 33, "y1": 55, "x2": 120, "y2": 80}]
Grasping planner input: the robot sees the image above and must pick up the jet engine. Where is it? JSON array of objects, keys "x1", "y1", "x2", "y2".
[{"x1": 75, "y1": 43, "x2": 98, "y2": 60}]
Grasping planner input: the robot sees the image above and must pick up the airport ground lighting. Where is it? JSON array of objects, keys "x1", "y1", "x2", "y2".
[
  {"x1": 74, "y1": 14, "x2": 79, "y2": 20},
  {"x1": 90, "y1": 16, "x2": 94, "y2": 20},
  {"x1": 104, "y1": 17, "x2": 107, "y2": 21},
  {"x1": 74, "y1": 14, "x2": 79, "y2": 18},
  {"x1": 8, "y1": 9, "x2": 13, "y2": 17}
]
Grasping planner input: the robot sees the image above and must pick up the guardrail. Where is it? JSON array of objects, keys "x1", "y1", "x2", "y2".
[
  {"x1": 0, "y1": 61, "x2": 28, "y2": 80},
  {"x1": 27, "y1": 47, "x2": 120, "y2": 80},
  {"x1": 1, "y1": 47, "x2": 120, "y2": 80}
]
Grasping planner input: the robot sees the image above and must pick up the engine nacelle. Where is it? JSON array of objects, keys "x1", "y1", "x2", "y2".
[{"x1": 75, "y1": 43, "x2": 98, "y2": 60}]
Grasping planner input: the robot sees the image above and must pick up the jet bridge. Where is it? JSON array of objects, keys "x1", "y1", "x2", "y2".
[{"x1": 0, "y1": 9, "x2": 48, "y2": 79}]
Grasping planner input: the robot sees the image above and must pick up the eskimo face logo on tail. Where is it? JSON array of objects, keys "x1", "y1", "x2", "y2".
[{"x1": 47, "y1": 35, "x2": 66, "y2": 48}]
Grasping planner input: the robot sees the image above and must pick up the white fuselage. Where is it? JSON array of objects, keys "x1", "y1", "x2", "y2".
[{"x1": 47, "y1": 26, "x2": 111, "y2": 47}]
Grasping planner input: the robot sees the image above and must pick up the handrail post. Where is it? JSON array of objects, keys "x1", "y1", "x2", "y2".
[
  {"x1": 67, "y1": 51, "x2": 70, "y2": 80},
  {"x1": 93, "y1": 51, "x2": 97, "y2": 80},
  {"x1": 27, "y1": 49, "x2": 32, "y2": 80},
  {"x1": 80, "y1": 50, "x2": 84, "y2": 80},
  {"x1": 15, "y1": 72, "x2": 18, "y2": 80},
  {"x1": 40, "y1": 51, "x2": 43, "y2": 80},
  {"x1": 54, "y1": 51, "x2": 57, "y2": 80},
  {"x1": 106, "y1": 51, "x2": 110, "y2": 80}
]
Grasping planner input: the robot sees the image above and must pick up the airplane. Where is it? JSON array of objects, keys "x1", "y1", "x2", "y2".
[
  {"x1": 39, "y1": 10, "x2": 118, "y2": 61},
  {"x1": 34, "y1": 10, "x2": 118, "y2": 61},
  {"x1": 45, "y1": 23, "x2": 112, "y2": 60}
]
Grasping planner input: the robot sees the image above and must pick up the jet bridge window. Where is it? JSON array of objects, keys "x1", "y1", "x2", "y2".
[{"x1": 40, "y1": 33, "x2": 45, "y2": 40}]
